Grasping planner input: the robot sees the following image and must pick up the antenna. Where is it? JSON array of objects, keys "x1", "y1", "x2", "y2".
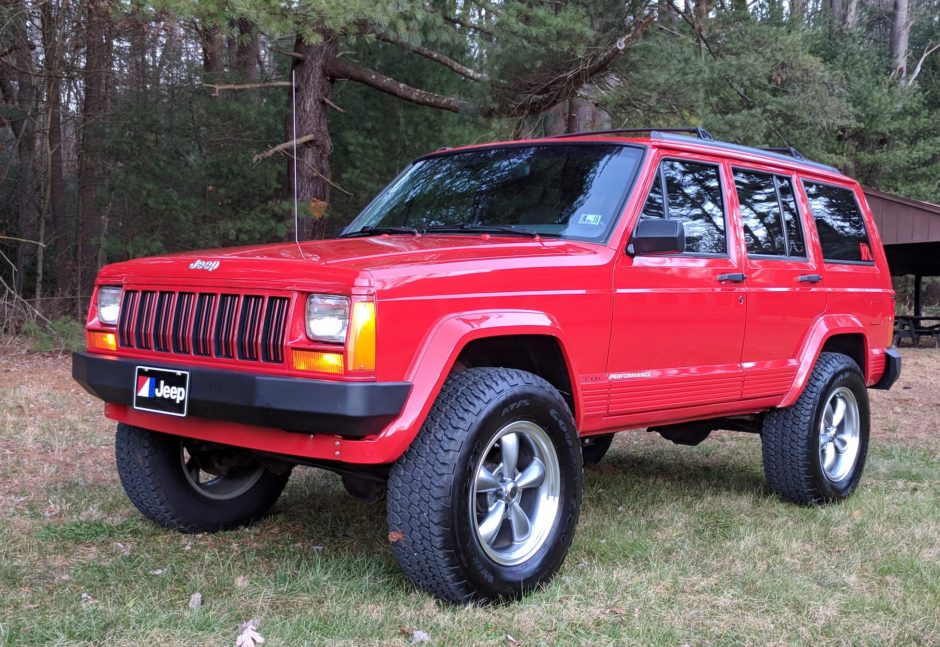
[{"x1": 291, "y1": 68, "x2": 300, "y2": 245}]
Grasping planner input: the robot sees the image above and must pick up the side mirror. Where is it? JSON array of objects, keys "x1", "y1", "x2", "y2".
[{"x1": 628, "y1": 218, "x2": 685, "y2": 256}]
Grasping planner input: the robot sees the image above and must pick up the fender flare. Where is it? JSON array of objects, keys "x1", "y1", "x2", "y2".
[
  {"x1": 778, "y1": 313, "x2": 869, "y2": 408},
  {"x1": 371, "y1": 309, "x2": 579, "y2": 463}
]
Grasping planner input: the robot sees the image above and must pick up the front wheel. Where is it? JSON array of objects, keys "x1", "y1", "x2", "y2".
[
  {"x1": 115, "y1": 424, "x2": 291, "y2": 532},
  {"x1": 387, "y1": 368, "x2": 582, "y2": 603},
  {"x1": 761, "y1": 352, "x2": 870, "y2": 505}
]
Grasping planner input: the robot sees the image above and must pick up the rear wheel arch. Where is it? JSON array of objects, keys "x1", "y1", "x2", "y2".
[{"x1": 819, "y1": 333, "x2": 868, "y2": 379}]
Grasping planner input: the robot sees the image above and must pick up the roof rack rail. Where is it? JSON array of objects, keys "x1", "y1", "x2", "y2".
[
  {"x1": 760, "y1": 146, "x2": 806, "y2": 161},
  {"x1": 550, "y1": 127, "x2": 715, "y2": 141}
]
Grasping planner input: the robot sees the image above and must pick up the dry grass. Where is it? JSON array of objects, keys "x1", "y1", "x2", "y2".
[{"x1": 0, "y1": 347, "x2": 937, "y2": 646}]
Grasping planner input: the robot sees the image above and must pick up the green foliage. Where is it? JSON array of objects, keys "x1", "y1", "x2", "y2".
[
  {"x1": 606, "y1": 11, "x2": 940, "y2": 203},
  {"x1": 104, "y1": 83, "x2": 288, "y2": 261},
  {"x1": 21, "y1": 317, "x2": 85, "y2": 352}
]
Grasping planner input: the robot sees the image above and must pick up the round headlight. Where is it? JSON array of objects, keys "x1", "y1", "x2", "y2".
[
  {"x1": 306, "y1": 295, "x2": 349, "y2": 343},
  {"x1": 97, "y1": 287, "x2": 123, "y2": 326}
]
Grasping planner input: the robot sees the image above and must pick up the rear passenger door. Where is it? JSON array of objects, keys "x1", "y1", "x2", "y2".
[
  {"x1": 608, "y1": 154, "x2": 747, "y2": 417},
  {"x1": 732, "y1": 167, "x2": 827, "y2": 399}
]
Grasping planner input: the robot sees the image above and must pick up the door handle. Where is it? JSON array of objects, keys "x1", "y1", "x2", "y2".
[
  {"x1": 798, "y1": 274, "x2": 822, "y2": 283},
  {"x1": 717, "y1": 273, "x2": 746, "y2": 283}
]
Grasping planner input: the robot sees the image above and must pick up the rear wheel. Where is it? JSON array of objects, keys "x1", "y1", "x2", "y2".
[
  {"x1": 387, "y1": 368, "x2": 582, "y2": 603},
  {"x1": 580, "y1": 433, "x2": 614, "y2": 466},
  {"x1": 115, "y1": 423, "x2": 291, "y2": 532},
  {"x1": 761, "y1": 352, "x2": 869, "y2": 505}
]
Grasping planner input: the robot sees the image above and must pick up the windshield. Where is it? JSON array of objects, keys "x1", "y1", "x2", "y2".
[{"x1": 343, "y1": 143, "x2": 645, "y2": 242}]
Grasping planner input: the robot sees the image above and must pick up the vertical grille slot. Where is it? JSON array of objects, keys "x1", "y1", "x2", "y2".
[
  {"x1": 261, "y1": 297, "x2": 289, "y2": 363},
  {"x1": 172, "y1": 292, "x2": 194, "y2": 354},
  {"x1": 237, "y1": 296, "x2": 264, "y2": 361},
  {"x1": 152, "y1": 292, "x2": 175, "y2": 352},
  {"x1": 118, "y1": 290, "x2": 139, "y2": 348},
  {"x1": 134, "y1": 291, "x2": 157, "y2": 350},
  {"x1": 213, "y1": 294, "x2": 240, "y2": 359},
  {"x1": 191, "y1": 293, "x2": 217, "y2": 356}
]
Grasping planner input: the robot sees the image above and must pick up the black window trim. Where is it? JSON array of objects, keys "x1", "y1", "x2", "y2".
[
  {"x1": 800, "y1": 177, "x2": 875, "y2": 266},
  {"x1": 637, "y1": 156, "x2": 731, "y2": 258},
  {"x1": 731, "y1": 165, "x2": 809, "y2": 261}
]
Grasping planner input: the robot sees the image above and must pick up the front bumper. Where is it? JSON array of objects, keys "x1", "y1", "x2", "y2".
[
  {"x1": 72, "y1": 352, "x2": 411, "y2": 437},
  {"x1": 872, "y1": 348, "x2": 901, "y2": 390}
]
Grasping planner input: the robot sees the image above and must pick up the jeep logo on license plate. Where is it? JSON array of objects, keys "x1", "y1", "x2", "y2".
[{"x1": 133, "y1": 366, "x2": 190, "y2": 417}]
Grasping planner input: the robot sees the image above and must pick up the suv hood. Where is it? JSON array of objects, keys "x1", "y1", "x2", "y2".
[{"x1": 97, "y1": 235, "x2": 606, "y2": 288}]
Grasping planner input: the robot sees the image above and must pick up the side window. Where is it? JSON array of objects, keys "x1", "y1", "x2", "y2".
[
  {"x1": 803, "y1": 181, "x2": 873, "y2": 263},
  {"x1": 733, "y1": 170, "x2": 807, "y2": 258},
  {"x1": 640, "y1": 159, "x2": 726, "y2": 254},
  {"x1": 734, "y1": 170, "x2": 785, "y2": 255},
  {"x1": 777, "y1": 178, "x2": 806, "y2": 257}
]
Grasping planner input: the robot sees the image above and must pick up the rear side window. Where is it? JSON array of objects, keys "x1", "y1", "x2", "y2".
[
  {"x1": 641, "y1": 159, "x2": 726, "y2": 255},
  {"x1": 733, "y1": 170, "x2": 806, "y2": 257},
  {"x1": 802, "y1": 181, "x2": 873, "y2": 263}
]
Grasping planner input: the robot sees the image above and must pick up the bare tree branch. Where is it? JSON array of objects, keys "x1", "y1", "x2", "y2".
[
  {"x1": 328, "y1": 57, "x2": 475, "y2": 113},
  {"x1": 904, "y1": 42, "x2": 940, "y2": 87},
  {"x1": 371, "y1": 30, "x2": 485, "y2": 82},
  {"x1": 252, "y1": 134, "x2": 318, "y2": 164},
  {"x1": 441, "y1": 13, "x2": 495, "y2": 39},
  {"x1": 204, "y1": 81, "x2": 291, "y2": 96},
  {"x1": 0, "y1": 234, "x2": 45, "y2": 247},
  {"x1": 492, "y1": 14, "x2": 656, "y2": 118}
]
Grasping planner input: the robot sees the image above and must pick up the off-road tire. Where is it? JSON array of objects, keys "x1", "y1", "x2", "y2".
[
  {"x1": 761, "y1": 352, "x2": 870, "y2": 505},
  {"x1": 580, "y1": 433, "x2": 614, "y2": 466},
  {"x1": 115, "y1": 423, "x2": 290, "y2": 532},
  {"x1": 387, "y1": 368, "x2": 582, "y2": 603}
]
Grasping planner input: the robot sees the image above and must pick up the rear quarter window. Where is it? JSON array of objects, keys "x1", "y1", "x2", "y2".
[{"x1": 802, "y1": 181, "x2": 874, "y2": 263}]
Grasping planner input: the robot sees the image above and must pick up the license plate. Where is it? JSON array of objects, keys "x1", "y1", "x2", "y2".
[{"x1": 133, "y1": 366, "x2": 190, "y2": 417}]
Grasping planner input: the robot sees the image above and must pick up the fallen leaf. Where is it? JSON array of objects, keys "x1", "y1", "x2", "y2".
[
  {"x1": 114, "y1": 542, "x2": 131, "y2": 556},
  {"x1": 188, "y1": 592, "x2": 202, "y2": 609},
  {"x1": 507, "y1": 634, "x2": 519, "y2": 646},
  {"x1": 410, "y1": 630, "x2": 430, "y2": 644},
  {"x1": 235, "y1": 619, "x2": 264, "y2": 647},
  {"x1": 607, "y1": 607, "x2": 626, "y2": 616},
  {"x1": 235, "y1": 575, "x2": 249, "y2": 589},
  {"x1": 81, "y1": 592, "x2": 96, "y2": 607},
  {"x1": 388, "y1": 531, "x2": 405, "y2": 543},
  {"x1": 852, "y1": 509, "x2": 862, "y2": 519},
  {"x1": 149, "y1": 568, "x2": 166, "y2": 576}
]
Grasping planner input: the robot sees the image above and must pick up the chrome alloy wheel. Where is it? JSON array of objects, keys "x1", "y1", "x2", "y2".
[
  {"x1": 181, "y1": 445, "x2": 265, "y2": 501},
  {"x1": 819, "y1": 386, "x2": 861, "y2": 482},
  {"x1": 469, "y1": 420, "x2": 561, "y2": 566}
]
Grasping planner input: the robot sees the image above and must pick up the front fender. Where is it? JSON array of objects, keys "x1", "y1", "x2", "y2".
[
  {"x1": 779, "y1": 313, "x2": 869, "y2": 408},
  {"x1": 367, "y1": 309, "x2": 577, "y2": 463}
]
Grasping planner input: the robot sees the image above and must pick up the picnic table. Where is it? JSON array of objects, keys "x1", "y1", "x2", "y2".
[{"x1": 894, "y1": 315, "x2": 940, "y2": 348}]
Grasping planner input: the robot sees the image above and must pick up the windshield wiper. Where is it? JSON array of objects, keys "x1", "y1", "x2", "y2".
[
  {"x1": 423, "y1": 223, "x2": 541, "y2": 238},
  {"x1": 339, "y1": 226, "x2": 420, "y2": 238}
]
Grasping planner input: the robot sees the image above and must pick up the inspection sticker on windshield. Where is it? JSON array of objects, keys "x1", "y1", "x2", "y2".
[{"x1": 578, "y1": 213, "x2": 603, "y2": 226}]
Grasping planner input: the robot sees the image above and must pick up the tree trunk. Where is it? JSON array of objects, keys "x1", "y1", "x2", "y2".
[
  {"x1": 3, "y1": 0, "x2": 42, "y2": 295},
  {"x1": 890, "y1": 0, "x2": 912, "y2": 75},
  {"x1": 197, "y1": 24, "x2": 225, "y2": 81},
  {"x1": 235, "y1": 18, "x2": 260, "y2": 81},
  {"x1": 829, "y1": 0, "x2": 845, "y2": 32},
  {"x1": 40, "y1": 0, "x2": 70, "y2": 299},
  {"x1": 790, "y1": 0, "x2": 804, "y2": 24},
  {"x1": 76, "y1": 0, "x2": 113, "y2": 305},
  {"x1": 287, "y1": 36, "x2": 337, "y2": 241}
]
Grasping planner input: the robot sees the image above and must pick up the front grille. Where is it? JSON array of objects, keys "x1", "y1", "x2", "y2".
[{"x1": 118, "y1": 289, "x2": 290, "y2": 364}]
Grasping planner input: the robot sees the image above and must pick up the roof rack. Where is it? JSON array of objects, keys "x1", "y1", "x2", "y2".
[
  {"x1": 760, "y1": 146, "x2": 806, "y2": 161},
  {"x1": 551, "y1": 127, "x2": 715, "y2": 141}
]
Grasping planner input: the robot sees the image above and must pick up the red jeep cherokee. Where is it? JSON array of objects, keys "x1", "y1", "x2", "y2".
[{"x1": 74, "y1": 128, "x2": 900, "y2": 603}]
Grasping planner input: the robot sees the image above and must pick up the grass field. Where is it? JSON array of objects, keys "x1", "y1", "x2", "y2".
[{"x1": 1, "y1": 346, "x2": 938, "y2": 646}]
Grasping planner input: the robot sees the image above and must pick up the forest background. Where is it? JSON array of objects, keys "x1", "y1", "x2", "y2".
[{"x1": 1, "y1": 0, "x2": 939, "y2": 334}]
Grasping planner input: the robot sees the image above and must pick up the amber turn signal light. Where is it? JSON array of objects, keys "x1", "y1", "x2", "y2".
[
  {"x1": 87, "y1": 331, "x2": 117, "y2": 352},
  {"x1": 292, "y1": 349, "x2": 344, "y2": 374},
  {"x1": 347, "y1": 301, "x2": 376, "y2": 372}
]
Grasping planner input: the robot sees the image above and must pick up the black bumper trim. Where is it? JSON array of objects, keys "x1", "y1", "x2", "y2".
[
  {"x1": 872, "y1": 348, "x2": 901, "y2": 390},
  {"x1": 72, "y1": 352, "x2": 411, "y2": 437}
]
